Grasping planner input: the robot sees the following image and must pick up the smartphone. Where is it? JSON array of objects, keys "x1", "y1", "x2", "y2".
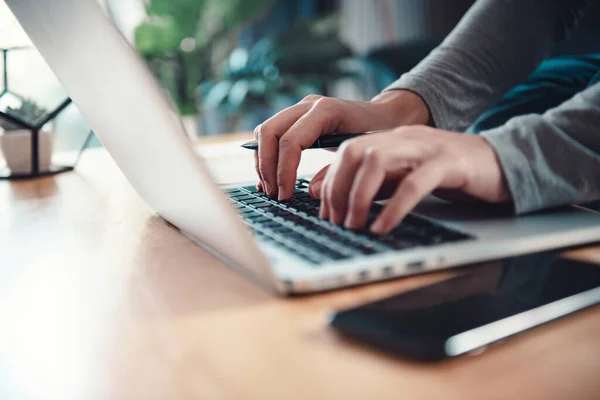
[{"x1": 330, "y1": 252, "x2": 600, "y2": 361}]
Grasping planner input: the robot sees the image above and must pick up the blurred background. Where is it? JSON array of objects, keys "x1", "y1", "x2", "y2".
[{"x1": 1, "y1": 0, "x2": 599, "y2": 149}]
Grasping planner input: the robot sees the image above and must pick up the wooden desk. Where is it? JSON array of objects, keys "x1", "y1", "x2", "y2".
[{"x1": 1, "y1": 135, "x2": 599, "y2": 400}]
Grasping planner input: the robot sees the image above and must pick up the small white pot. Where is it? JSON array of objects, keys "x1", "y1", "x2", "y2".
[{"x1": 0, "y1": 129, "x2": 53, "y2": 174}]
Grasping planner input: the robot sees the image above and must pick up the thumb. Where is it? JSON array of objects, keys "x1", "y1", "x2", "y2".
[{"x1": 308, "y1": 165, "x2": 330, "y2": 199}]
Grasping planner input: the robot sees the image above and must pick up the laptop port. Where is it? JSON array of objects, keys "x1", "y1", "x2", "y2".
[
  {"x1": 406, "y1": 260, "x2": 425, "y2": 271},
  {"x1": 358, "y1": 270, "x2": 369, "y2": 281}
]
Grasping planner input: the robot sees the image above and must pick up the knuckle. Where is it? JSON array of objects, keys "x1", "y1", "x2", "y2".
[
  {"x1": 339, "y1": 141, "x2": 361, "y2": 163},
  {"x1": 390, "y1": 125, "x2": 411, "y2": 137},
  {"x1": 301, "y1": 94, "x2": 322, "y2": 104},
  {"x1": 364, "y1": 147, "x2": 381, "y2": 165},
  {"x1": 278, "y1": 135, "x2": 297, "y2": 152},
  {"x1": 401, "y1": 176, "x2": 420, "y2": 196},
  {"x1": 257, "y1": 120, "x2": 273, "y2": 138},
  {"x1": 312, "y1": 97, "x2": 338, "y2": 111}
]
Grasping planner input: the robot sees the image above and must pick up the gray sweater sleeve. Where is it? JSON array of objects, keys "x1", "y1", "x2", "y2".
[
  {"x1": 385, "y1": 0, "x2": 599, "y2": 213},
  {"x1": 482, "y1": 84, "x2": 600, "y2": 213}
]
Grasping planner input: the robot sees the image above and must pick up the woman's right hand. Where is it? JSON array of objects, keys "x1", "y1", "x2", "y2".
[{"x1": 253, "y1": 90, "x2": 431, "y2": 200}]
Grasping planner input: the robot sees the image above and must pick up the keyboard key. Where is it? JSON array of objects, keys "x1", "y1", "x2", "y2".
[
  {"x1": 225, "y1": 180, "x2": 473, "y2": 265},
  {"x1": 240, "y1": 198, "x2": 266, "y2": 205},
  {"x1": 295, "y1": 193, "x2": 312, "y2": 201},
  {"x1": 247, "y1": 214, "x2": 270, "y2": 223},
  {"x1": 247, "y1": 201, "x2": 273, "y2": 209},
  {"x1": 244, "y1": 186, "x2": 262, "y2": 193},
  {"x1": 286, "y1": 199, "x2": 307, "y2": 209},
  {"x1": 294, "y1": 202, "x2": 318, "y2": 213},
  {"x1": 232, "y1": 194, "x2": 256, "y2": 201},
  {"x1": 239, "y1": 208, "x2": 257, "y2": 214},
  {"x1": 259, "y1": 205, "x2": 282, "y2": 214},
  {"x1": 242, "y1": 210, "x2": 262, "y2": 218},
  {"x1": 298, "y1": 197, "x2": 320, "y2": 207}
]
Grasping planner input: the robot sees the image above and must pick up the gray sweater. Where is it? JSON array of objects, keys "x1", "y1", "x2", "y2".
[{"x1": 386, "y1": 0, "x2": 600, "y2": 214}]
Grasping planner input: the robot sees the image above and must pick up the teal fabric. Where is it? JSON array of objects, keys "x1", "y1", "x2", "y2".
[{"x1": 472, "y1": 54, "x2": 600, "y2": 132}]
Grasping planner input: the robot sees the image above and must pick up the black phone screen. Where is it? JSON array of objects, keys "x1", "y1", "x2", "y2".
[{"x1": 331, "y1": 252, "x2": 600, "y2": 361}]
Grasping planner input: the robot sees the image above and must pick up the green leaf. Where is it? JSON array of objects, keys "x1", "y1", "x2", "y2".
[
  {"x1": 135, "y1": 17, "x2": 182, "y2": 55},
  {"x1": 211, "y1": 0, "x2": 273, "y2": 30},
  {"x1": 204, "y1": 80, "x2": 234, "y2": 110},
  {"x1": 146, "y1": 0, "x2": 208, "y2": 37}
]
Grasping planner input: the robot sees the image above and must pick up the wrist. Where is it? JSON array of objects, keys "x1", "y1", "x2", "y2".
[{"x1": 371, "y1": 90, "x2": 432, "y2": 127}]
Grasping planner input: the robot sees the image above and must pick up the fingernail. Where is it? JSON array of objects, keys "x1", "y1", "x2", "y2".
[
  {"x1": 278, "y1": 185, "x2": 285, "y2": 201},
  {"x1": 370, "y1": 219, "x2": 385, "y2": 234}
]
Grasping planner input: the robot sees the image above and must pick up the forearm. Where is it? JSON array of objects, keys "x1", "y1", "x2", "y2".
[
  {"x1": 386, "y1": 0, "x2": 592, "y2": 131},
  {"x1": 481, "y1": 83, "x2": 600, "y2": 214}
]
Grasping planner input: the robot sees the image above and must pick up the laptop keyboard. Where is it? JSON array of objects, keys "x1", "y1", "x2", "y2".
[{"x1": 226, "y1": 179, "x2": 473, "y2": 265}]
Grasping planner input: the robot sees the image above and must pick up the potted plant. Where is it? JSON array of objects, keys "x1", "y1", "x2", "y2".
[{"x1": 0, "y1": 99, "x2": 52, "y2": 174}]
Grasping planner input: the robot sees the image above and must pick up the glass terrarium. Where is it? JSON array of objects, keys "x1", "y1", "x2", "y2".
[{"x1": 0, "y1": 46, "x2": 93, "y2": 179}]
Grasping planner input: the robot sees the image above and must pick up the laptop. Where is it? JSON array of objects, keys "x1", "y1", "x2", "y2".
[{"x1": 8, "y1": 0, "x2": 600, "y2": 294}]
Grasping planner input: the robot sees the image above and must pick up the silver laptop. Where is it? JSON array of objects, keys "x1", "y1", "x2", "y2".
[{"x1": 9, "y1": 0, "x2": 600, "y2": 294}]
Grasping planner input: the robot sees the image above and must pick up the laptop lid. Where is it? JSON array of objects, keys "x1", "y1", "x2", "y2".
[{"x1": 6, "y1": 0, "x2": 276, "y2": 287}]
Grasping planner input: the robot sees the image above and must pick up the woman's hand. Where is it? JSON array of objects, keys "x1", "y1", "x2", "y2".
[
  {"x1": 309, "y1": 126, "x2": 511, "y2": 235},
  {"x1": 254, "y1": 90, "x2": 430, "y2": 199}
]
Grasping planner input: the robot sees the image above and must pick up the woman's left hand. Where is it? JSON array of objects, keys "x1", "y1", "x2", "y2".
[{"x1": 308, "y1": 125, "x2": 511, "y2": 235}]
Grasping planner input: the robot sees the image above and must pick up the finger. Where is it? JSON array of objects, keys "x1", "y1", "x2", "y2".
[
  {"x1": 277, "y1": 99, "x2": 342, "y2": 200},
  {"x1": 344, "y1": 149, "x2": 386, "y2": 230},
  {"x1": 256, "y1": 180, "x2": 264, "y2": 192},
  {"x1": 326, "y1": 142, "x2": 366, "y2": 225},
  {"x1": 255, "y1": 124, "x2": 277, "y2": 196},
  {"x1": 370, "y1": 162, "x2": 444, "y2": 235},
  {"x1": 319, "y1": 163, "x2": 335, "y2": 220},
  {"x1": 257, "y1": 103, "x2": 311, "y2": 197},
  {"x1": 319, "y1": 178, "x2": 330, "y2": 220},
  {"x1": 309, "y1": 165, "x2": 330, "y2": 199},
  {"x1": 253, "y1": 147, "x2": 264, "y2": 190}
]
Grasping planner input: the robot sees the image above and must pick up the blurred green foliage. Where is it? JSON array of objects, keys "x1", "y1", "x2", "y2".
[
  {"x1": 135, "y1": 0, "x2": 354, "y2": 119},
  {"x1": 201, "y1": 14, "x2": 355, "y2": 115},
  {"x1": 135, "y1": 0, "x2": 273, "y2": 115}
]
